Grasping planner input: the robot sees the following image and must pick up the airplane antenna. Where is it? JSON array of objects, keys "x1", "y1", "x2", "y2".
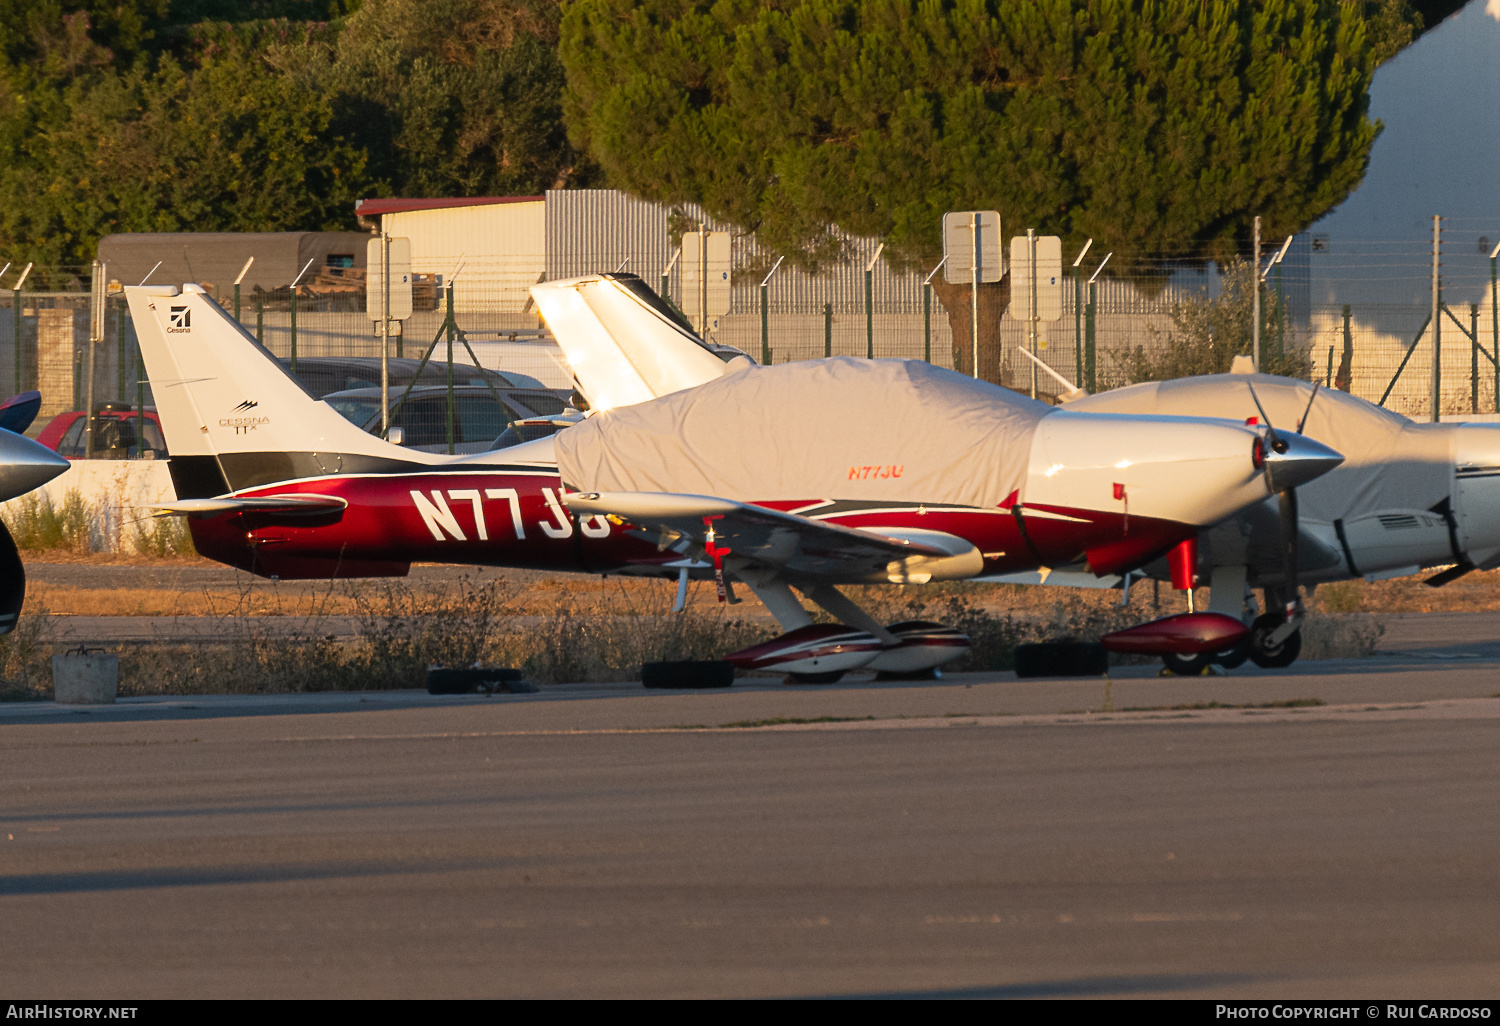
[
  {"x1": 614, "y1": 257, "x2": 630, "y2": 272},
  {"x1": 1296, "y1": 381, "x2": 1321, "y2": 435},
  {"x1": 138, "y1": 260, "x2": 162, "y2": 287}
]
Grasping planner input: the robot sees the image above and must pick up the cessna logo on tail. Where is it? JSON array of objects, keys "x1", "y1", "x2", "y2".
[
  {"x1": 234, "y1": 400, "x2": 258, "y2": 412},
  {"x1": 218, "y1": 415, "x2": 268, "y2": 434},
  {"x1": 168, "y1": 306, "x2": 191, "y2": 333}
]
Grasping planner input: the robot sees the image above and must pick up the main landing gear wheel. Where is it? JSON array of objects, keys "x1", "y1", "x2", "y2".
[
  {"x1": 1248, "y1": 613, "x2": 1302, "y2": 668},
  {"x1": 787, "y1": 671, "x2": 846, "y2": 685},
  {"x1": 1212, "y1": 634, "x2": 1252, "y2": 670},
  {"x1": 1160, "y1": 651, "x2": 1213, "y2": 676}
]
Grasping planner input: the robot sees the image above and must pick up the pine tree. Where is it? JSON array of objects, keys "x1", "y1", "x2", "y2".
[{"x1": 561, "y1": 0, "x2": 1403, "y2": 383}]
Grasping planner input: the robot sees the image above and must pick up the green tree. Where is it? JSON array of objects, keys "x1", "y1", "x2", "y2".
[
  {"x1": 1117, "y1": 258, "x2": 1311, "y2": 386},
  {"x1": 0, "y1": 28, "x2": 369, "y2": 278},
  {"x1": 560, "y1": 0, "x2": 1410, "y2": 384},
  {"x1": 320, "y1": 0, "x2": 594, "y2": 199}
]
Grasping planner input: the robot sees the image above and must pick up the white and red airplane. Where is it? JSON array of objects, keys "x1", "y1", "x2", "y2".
[{"x1": 124, "y1": 277, "x2": 1341, "y2": 680}]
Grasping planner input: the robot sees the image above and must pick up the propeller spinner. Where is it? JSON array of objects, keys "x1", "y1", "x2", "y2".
[{"x1": 1246, "y1": 382, "x2": 1342, "y2": 621}]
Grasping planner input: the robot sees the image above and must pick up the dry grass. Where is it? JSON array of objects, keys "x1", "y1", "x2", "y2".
[
  {"x1": 0, "y1": 607, "x2": 54, "y2": 701},
  {"x1": 1310, "y1": 570, "x2": 1500, "y2": 614}
]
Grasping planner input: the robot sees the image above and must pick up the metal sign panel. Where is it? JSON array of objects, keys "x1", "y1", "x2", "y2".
[
  {"x1": 1009, "y1": 235, "x2": 1063, "y2": 321},
  {"x1": 942, "y1": 211, "x2": 1003, "y2": 284},
  {"x1": 679, "y1": 231, "x2": 732, "y2": 329},
  {"x1": 366, "y1": 236, "x2": 414, "y2": 321}
]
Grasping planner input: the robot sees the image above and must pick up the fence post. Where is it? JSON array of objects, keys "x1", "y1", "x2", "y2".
[
  {"x1": 1430, "y1": 215, "x2": 1442, "y2": 423},
  {"x1": 759, "y1": 256, "x2": 782, "y2": 367},
  {"x1": 255, "y1": 292, "x2": 264, "y2": 346},
  {"x1": 1085, "y1": 281, "x2": 1097, "y2": 394},
  {"x1": 923, "y1": 283, "x2": 931, "y2": 364},
  {"x1": 1492, "y1": 243, "x2": 1499, "y2": 413},
  {"x1": 289, "y1": 287, "x2": 298, "y2": 373},
  {"x1": 760, "y1": 284, "x2": 770, "y2": 365},
  {"x1": 1472, "y1": 303, "x2": 1480, "y2": 414},
  {"x1": 445, "y1": 282, "x2": 456, "y2": 455},
  {"x1": 823, "y1": 302, "x2": 832, "y2": 359},
  {"x1": 12, "y1": 262, "x2": 32, "y2": 393},
  {"x1": 1074, "y1": 264, "x2": 1084, "y2": 387},
  {"x1": 1337, "y1": 304, "x2": 1353, "y2": 391},
  {"x1": 116, "y1": 297, "x2": 126, "y2": 402},
  {"x1": 11, "y1": 287, "x2": 18, "y2": 394},
  {"x1": 920, "y1": 256, "x2": 946, "y2": 366},
  {"x1": 865, "y1": 267, "x2": 874, "y2": 359}
]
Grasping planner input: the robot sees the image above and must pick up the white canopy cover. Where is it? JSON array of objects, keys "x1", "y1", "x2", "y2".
[{"x1": 555, "y1": 357, "x2": 1055, "y2": 508}]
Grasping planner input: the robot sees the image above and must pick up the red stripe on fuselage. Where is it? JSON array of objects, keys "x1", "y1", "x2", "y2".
[{"x1": 185, "y1": 474, "x2": 1192, "y2": 581}]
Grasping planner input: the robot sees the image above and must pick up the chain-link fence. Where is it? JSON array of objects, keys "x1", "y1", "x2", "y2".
[{"x1": 4, "y1": 248, "x2": 1498, "y2": 454}]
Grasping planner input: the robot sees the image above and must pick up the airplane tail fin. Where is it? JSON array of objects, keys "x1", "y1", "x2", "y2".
[
  {"x1": 529, "y1": 273, "x2": 728, "y2": 411},
  {"x1": 124, "y1": 284, "x2": 428, "y2": 497}
]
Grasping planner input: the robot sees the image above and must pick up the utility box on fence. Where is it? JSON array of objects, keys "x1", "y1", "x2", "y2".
[{"x1": 52, "y1": 649, "x2": 118, "y2": 704}]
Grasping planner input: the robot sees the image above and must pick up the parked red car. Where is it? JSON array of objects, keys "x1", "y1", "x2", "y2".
[{"x1": 35, "y1": 404, "x2": 168, "y2": 459}]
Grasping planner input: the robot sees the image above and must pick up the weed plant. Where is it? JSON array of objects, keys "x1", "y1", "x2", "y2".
[
  {"x1": 0, "y1": 607, "x2": 53, "y2": 700},
  {"x1": 3, "y1": 491, "x2": 92, "y2": 554},
  {"x1": 1, "y1": 488, "x2": 197, "y2": 557}
]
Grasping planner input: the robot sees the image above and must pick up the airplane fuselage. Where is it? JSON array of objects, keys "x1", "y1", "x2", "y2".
[{"x1": 187, "y1": 461, "x2": 1198, "y2": 584}]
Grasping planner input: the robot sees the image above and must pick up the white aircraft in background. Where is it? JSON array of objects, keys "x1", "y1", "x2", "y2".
[
  {"x1": 0, "y1": 391, "x2": 71, "y2": 634},
  {"x1": 1061, "y1": 367, "x2": 1500, "y2": 672}
]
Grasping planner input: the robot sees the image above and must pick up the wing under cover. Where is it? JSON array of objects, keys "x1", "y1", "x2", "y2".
[{"x1": 563, "y1": 491, "x2": 980, "y2": 583}]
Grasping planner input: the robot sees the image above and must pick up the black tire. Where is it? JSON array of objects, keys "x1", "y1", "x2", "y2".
[
  {"x1": 1015, "y1": 642, "x2": 1108, "y2": 678},
  {"x1": 1211, "y1": 634, "x2": 1252, "y2": 669},
  {"x1": 1013, "y1": 643, "x2": 1059, "y2": 678},
  {"x1": 426, "y1": 666, "x2": 526, "y2": 694},
  {"x1": 1248, "y1": 615, "x2": 1302, "y2": 668},
  {"x1": 1161, "y1": 651, "x2": 1213, "y2": 676},
  {"x1": 1060, "y1": 642, "x2": 1109, "y2": 676},
  {"x1": 642, "y1": 660, "x2": 735, "y2": 689},
  {"x1": 786, "y1": 671, "x2": 845, "y2": 685}
]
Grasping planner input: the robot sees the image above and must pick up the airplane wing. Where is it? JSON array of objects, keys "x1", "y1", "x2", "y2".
[
  {"x1": 150, "y1": 495, "x2": 348, "y2": 518},
  {"x1": 563, "y1": 491, "x2": 976, "y2": 582}
]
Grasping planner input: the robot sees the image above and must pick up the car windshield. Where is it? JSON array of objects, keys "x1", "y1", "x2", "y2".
[{"x1": 325, "y1": 396, "x2": 382, "y2": 427}]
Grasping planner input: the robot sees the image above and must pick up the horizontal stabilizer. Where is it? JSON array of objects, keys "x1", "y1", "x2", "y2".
[
  {"x1": 0, "y1": 391, "x2": 42, "y2": 434},
  {"x1": 150, "y1": 495, "x2": 347, "y2": 518}
]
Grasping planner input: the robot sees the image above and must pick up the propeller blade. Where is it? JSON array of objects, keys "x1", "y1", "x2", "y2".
[
  {"x1": 1277, "y1": 487, "x2": 1300, "y2": 621},
  {"x1": 1296, "y1": 381, "x2": 1321, "y2": 435},
  {"x1": 0, "y1": 519, "x2": 23, "y2": 636},
  {"x1": 1245, "y1": 381, "x2": 1284, "y2": 452}
]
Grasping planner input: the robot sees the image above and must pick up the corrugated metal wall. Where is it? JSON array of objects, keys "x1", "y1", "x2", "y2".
[
  {"x1": 387, "y1": 201, "x2": 546, "y2": 313},
  {"x1": 546, "y1": 190, "x2": 935, "y2": 315}
]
